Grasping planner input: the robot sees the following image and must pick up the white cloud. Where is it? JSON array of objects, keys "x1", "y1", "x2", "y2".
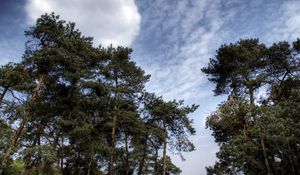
[
  {"x1": 133, "y1": 0, "x2": 300, "y2": 174},
  {"x1": 136, "y1": 0, "x2": 227, "y2": 103},
  {"x1": 132, "y1": 1, "x2": 230, "y2": 174},
  {"x1": 25, "y1": 0, "x2": 141, "y2": 46},
  {"x1": 267, "y1": 0, "x2": 300, "y2": 43}
]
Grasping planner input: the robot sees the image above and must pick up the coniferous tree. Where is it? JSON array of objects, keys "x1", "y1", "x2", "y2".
[
  {"x1": 0, "y1": 13, "x2": 197, "y2": 175},
  {"x1": 143, "y1": 93, "x2": 197, "y2": 175},
  {"x1": 101, "y1": 46, "x2": 150, "y2": 175},
  {"x1": 203, "y1": 38, "x2": 300, "y2": 175}
]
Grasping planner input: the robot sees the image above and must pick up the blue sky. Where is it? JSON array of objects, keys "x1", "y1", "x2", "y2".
[{"x1": 1, "y1": 0, "x2": 300, "y2": 174}]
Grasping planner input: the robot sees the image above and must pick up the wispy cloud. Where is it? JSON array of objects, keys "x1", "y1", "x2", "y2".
[
  {"x1": 133, "y1": 0, "x2": 229, "y2": 103},
  {"x1": 1, "y1": 0, "x2": 299, "y2": 174},
  {"x1": 267, "y1": 0, "x2": 300, "y2": 43},
  {"x1": 132, "y1": 0, "x2": 232, "y2": 174},
  {"x1": 132, "y1": 0, "x2": 300, "y2": 174},
  {"x1": 25, "y1": 0, "x2": 141, "y2": 46}
]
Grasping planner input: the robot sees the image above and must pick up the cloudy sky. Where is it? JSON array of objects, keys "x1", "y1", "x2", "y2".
[{"x1": 1, "y1": 0, "x2": 300, "y2": 174}]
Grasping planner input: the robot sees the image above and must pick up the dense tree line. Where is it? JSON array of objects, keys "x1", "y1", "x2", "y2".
[
  {"x1": 0, "y1": 13, "x2": 197, "y2": 175},
  {"x1": 203, "y1": 39, "x2": 300, "y2": 175},
  {"x1": 1, "y1": 12, "x2": 299, "y2": 175}
]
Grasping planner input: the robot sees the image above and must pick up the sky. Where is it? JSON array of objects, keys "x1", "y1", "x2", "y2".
[{"x1": 0, "y1": 0, "x2": 300, "y2": 174}]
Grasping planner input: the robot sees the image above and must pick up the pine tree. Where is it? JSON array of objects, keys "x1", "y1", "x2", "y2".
[
  {"x1": 203, "y1": 38, "x2": 300, "y2": 175},
  {"x1": 0, "y1": 12, "x2": 198, "y2": 175},
  {"x1": 143, "y1": 93, "x2": 197, "y2": 175}
]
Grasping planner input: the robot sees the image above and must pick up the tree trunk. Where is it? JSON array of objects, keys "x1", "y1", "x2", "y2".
[
  {"x1": 154, "y1": 147, "x2": 159, "y2": 174},
  {"x1": 124, "y1": 133, "x2": 129, "y2": 175},
  {"x1": 248, "y1": 85, "x2": 272, "y2": 175},
  {"x1": 138, "y1": 135, "x2": 148, "y2": 175},
  {"x1": 61, "y1": 136, "x2": 64, "y2": 172},
  {"x1": 0, "y1": 86, "x2": 8, "y2": 105},
  {"x1": 260, "y1": 138, "x2": 272, "y2": 175},
  {"x1": 162, "y1": 125, "x2": 167, "y2": 175},
  {"x1": 109, "y1": 111, "x2": 117, "y2": 175},
  {"x1": 231, "y1": 74, "x2": 238, "y2": 96},
  {"x1": 52, "y1": 128, "x2": 61, "y2": 172},
  {"x1": 109, "y1": 77, "x2": 119, "y2": 175},
  {"x1": 37, "y1": 134, "x2": 42, "y2": 174},
  {"x1": 249, "y1": 87, "x2": 254, "y2": 106},
  {"x1": 0, "y1": 116, "x2": 26, "y2": 174},
  {"x1": 287, "y1": 141, "x2": 297, "y2": 175},
  {"x1": 87, "y1": 155, "x2": 93, "y2": 175},
  {"x1": 291, "y1": 141, "x2": 300, "y2": 174},
  {"x1": 288, "y1": 155, "x2": 296, "y2": 175},
  {"x1": 138, "y1": 147, "x2": 147, "y2": 175},
  {"x1": 0, "y1": 76, "x2": 43, "y2": 174}
]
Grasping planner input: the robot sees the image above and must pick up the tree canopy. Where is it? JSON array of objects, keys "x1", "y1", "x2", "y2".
[
  {"x1": 203, "y1": 38, "x2": 300, "y2": 175},
  {"x1": 1, "y1": 11, "x2": 299, "y2": 175},
  {"x1": 0, "y1": 13, "x2": 197, "y2": 175}
]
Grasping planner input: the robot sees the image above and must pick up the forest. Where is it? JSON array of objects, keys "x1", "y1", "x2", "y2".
[{"x1": 0, "y1": 13, "x2": 299, "y2": 175}]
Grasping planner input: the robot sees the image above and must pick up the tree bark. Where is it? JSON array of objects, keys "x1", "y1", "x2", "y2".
[
  {"x1": 0, "y1": 76, "x2": 43, "y2": 174},
  {"x1": 154, "y1": 147, "x2": 159, "y2": 174},
  {"x1": 0, "y1": 86, "x2": 8, "y2": 105},
  {"x1": 0, "y1": 115, "x2": 27, "y2": 174},
  {"x1": 162, "y1": 123, "x2": 167, "y2": 175},
  {"x1": 138, "y1": 135, "x2": 148, "y2": 175},
  {"x1": 287, "y1": 141, "x2": 297, "y2": 175},
  {"x1": 248, "y1": 85, "x2": 272, "y2": 175},
  {"x1": 109, "y1": 110, "x2": 117, "y2": 175},
  {"x1": 124, "y1": 133, "x2": 129, "y2": 175},
  {"x1": 61, "y1": 136, "x2": 64, "y2": 172},
  {"x1": 291, "y1": 141, "x2": 300, "y2": 174},
  {"x1": 109, "y1": 77, "x2": 119, "y2": 175},
  {"x1": 260, "y1": 138, "x2": 272, "y2": 175},
  {"x1": 137, "y1": 147, "x2": 147, "y2": 175},
  {"x1": 87, "y1": 155, "x2": 93, "y2": 175}
]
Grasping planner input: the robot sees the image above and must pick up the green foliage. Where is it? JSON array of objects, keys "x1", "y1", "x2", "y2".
[
  {"x1": 0, "y1": 13, "x2": 196, "y2": 175},
  {"x1": 202, "y1": 39, "x2": 267, "y2": 96},
  {"x1": 156, "y1": 156, "x2": 182, "y2": 175},
  {"x1": 203, "y1": 38, "x2": 300, "y2": 175}
]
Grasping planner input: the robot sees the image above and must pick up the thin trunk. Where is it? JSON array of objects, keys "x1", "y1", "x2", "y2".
[
  {"x1": 162, "y1": 125, "x2": 167, "y2": 175},
  {"x1": 37, "y1": 135, "x2": 41, "y2": 175},
  {"x1": 124, "y1": 133, "x2": 129, "y2": 175},
  {"x1": 243, "y1": 113, "x2": 248, "y2": 140},
  {"x1": 138, "y1": 147, "x2": 147, "y2": 175},
  {"x1": 291, "y1": 141, "x2": 300, "y2": 174},
  {"x1": 249, "y1": 85, "x2": 272, "y2": 175},
  {"x1": 288, "y1": 155, "x2": 296, "y2": 175},
  {"x1": 259, "y1": 121, "x2": 272, "y2": 173},
  {"x1": 0, "y1": 86, "x2": 8, "y2": 105},
  {"x1": 0, "y1": 76, "x2": 43, "y2": 174},
  {"x1": 249, "y1": 87, "x2": 254, "y2": 106},
  {"x1": 109, "y1": 77, "x2": 119, "y2": 175},
  {"x1": 22, "y1": 135, "x2": 39, "y2": 173},
  {"x1": 109, "y1": 111, "x2": 117, "y2": 175},
  {"x1": 287, "y1": 141, "x2": 296, "y2": 175},
  {"x1": 260, "y1": 138, "x2": 272, "y2": 175},
  {"x1": 231, "y1": 75, "x2": 238, "y2": 96},
  {"x1": 52, "y1": 129, "x2": 60, "y2": 172},
  {"x1": 138, "y1": 135, "x2": 148, "y2": 175},
  {"x1": 87, "y1": 155, "x2": 93, "y2": 175},
  {"x1": 61, "y1": 136, "x2": 64, "y2": 172},
  {"x1": 0, "y1": 116, "x2": 27, "y2": 174},
  {"x1": 243, "y1": 125, "x2": 247, "y2": 139},
  {"x1": 154, "y1": 147, "x2": 159, "y2": 174},
  {"x1": 259, "y1": 123, "x2": 272, "y2": 173}
]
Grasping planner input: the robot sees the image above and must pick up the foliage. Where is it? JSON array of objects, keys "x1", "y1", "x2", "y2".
[
  {"x1": 203, "y1": 38, "x2": 300, "y2": 175},
  {"x1": 0, "y1": 13, "x2": 197, "y2": 175}
]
